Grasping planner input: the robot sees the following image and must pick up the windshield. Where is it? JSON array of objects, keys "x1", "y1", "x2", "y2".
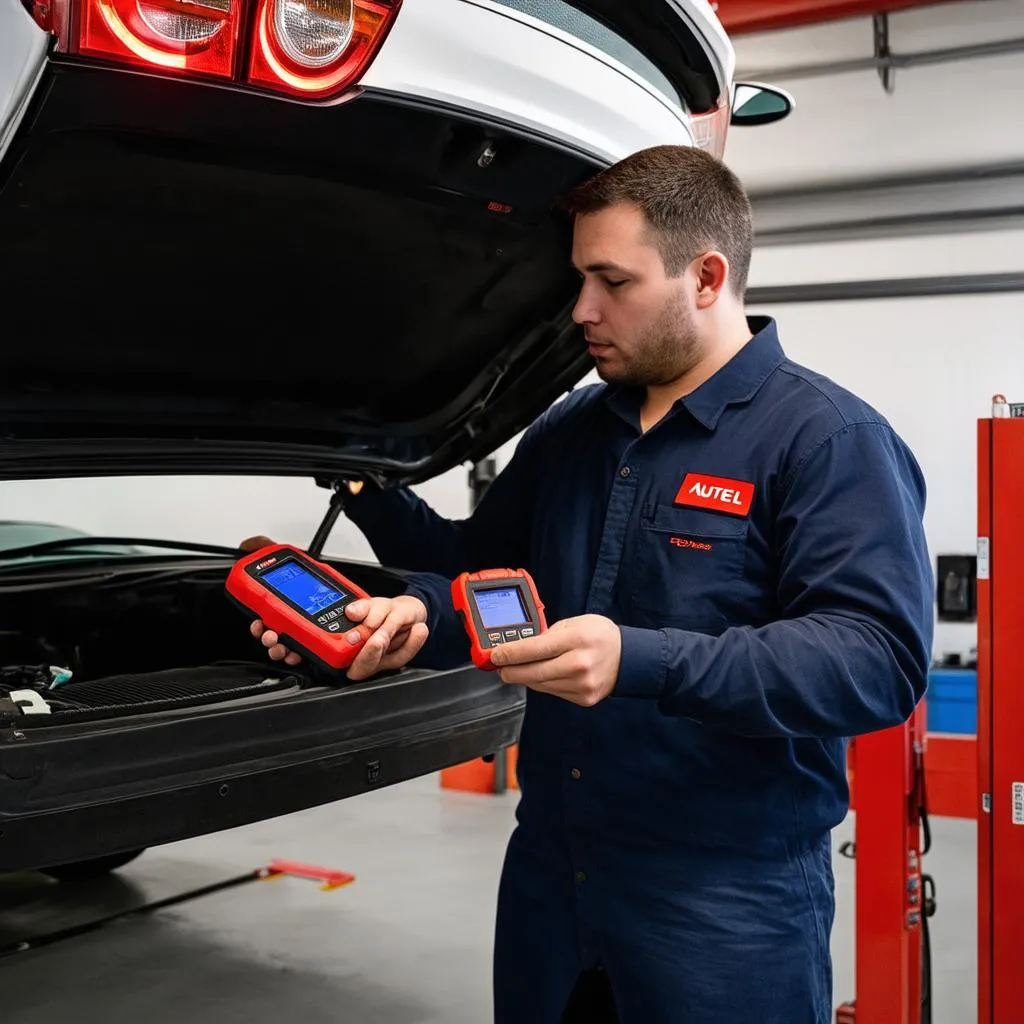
[
  {"x1": 0, "y1": 476, "x2": 381, "y2": 565},
  {"x1": 0, "y1": 521, "x2": 164, "y2": 559},
  {"x1": 0, "y1": 523, "x2": 229, "y2": 565}
]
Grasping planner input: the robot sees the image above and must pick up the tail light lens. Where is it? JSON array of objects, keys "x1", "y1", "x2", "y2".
[
  {"x1": 688, "y1": 97, "x2": 731, "y2": 162},
  {"x1": 78, "y1": 0, "x2": 243, "y2": 77},
  {"x1": 249, "y1": 0, "x2": 397, "y2": 98},
  {"x1": 30, "y1": 0, "x2": 398, "y2": 97}
]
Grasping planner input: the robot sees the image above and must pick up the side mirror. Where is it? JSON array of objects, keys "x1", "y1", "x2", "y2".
[{"x1": 730, "y1": 82, "x2": 794, "y2": 126}]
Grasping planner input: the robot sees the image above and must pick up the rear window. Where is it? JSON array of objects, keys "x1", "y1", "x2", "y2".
[{"x1": 490, "y1": 0, "x2": 682, "y2": 108}]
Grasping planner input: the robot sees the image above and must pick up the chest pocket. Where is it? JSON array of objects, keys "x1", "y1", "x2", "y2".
[{"x1": 630, "y1": 503, "x2": 750, "y2": 632}]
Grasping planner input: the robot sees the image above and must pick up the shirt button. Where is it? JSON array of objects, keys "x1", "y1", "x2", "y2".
[
  {"x1": 619, "y1": 466, "x2": 631, "y2": 479},
  {"x1": 571, "y1": 768, "x2": 582, "y2": 780}
]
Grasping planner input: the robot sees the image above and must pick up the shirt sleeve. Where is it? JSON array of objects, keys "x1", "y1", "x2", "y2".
[
  {"x1": 354, "y1": 393, "x2": 590, "y2": 668},
  {"x1": 344, "y1": 467, "x2": 538, "y2": 667},
  {"x1": 343, "y1": 426, "x2": 543, "y2": 578},
  {"x1": 400, "y1": 571, "x2": 477, "y2": 670},
  {"x1": 615, "y1": 421, "x2": 935, "y2": 739}
]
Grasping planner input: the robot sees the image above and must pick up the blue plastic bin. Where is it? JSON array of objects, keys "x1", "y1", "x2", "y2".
[{"x1": 925, "y1": 668, "x2": 977, "y2": 734}]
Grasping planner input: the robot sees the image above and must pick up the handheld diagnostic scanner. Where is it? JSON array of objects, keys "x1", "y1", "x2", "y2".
[
  {"x1": 451, "y1": 568, "x2": 547, "y2": 670},
  {"x1": 226, "y1": 543, "x2": 374, "y2": 673}
]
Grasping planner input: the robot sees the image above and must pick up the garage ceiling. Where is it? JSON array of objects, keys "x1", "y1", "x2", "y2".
[{"x1": 713, "y1": 0, "x2": 953, "y2": 33}]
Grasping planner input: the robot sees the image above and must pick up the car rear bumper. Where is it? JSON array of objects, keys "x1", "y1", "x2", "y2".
[{"x1": 0, "y1": 665, "x2": 523, "y2": 872}]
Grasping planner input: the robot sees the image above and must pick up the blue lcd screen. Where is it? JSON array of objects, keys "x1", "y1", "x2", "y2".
[
  {"x1": 262, "y1": 562, "x2": 347, "y2": 615},
  {"x1": 475, "y1": 586, "x2": 529, "y2": 629}
]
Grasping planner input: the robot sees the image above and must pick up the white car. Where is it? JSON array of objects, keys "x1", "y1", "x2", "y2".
[{"x1": 0, "y1": 0, "x2": 790, "y2": 877}]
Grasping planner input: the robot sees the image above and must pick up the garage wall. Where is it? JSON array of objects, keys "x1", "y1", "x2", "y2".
[
  {"x1": 746, "y1": 287, "x2": 1024, "y2": 662},
  {"x1": 722, "y1": 0, "x2": 1024, "y2": 193},
  {"x1": 730, "y1": 0, "x2": 1024, "y2": 661},
  {"x1": 0, "y1": 471, "x2": 467, "y2": 565}
]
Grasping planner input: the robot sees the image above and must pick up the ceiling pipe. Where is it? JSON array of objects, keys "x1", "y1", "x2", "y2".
[
  {"x1": 738, "y1": 32, "x2": 1024, "y2": 81},
  {"x1": 746, "y1": 272, "x2": 1024, "y2": 305}
]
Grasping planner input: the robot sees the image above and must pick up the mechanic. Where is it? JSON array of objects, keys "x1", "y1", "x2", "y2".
[{"x1": 248, "y1": 144, "x2": 934, "y2": 1024}]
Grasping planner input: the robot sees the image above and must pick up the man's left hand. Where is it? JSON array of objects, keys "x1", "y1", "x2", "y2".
[{"x1": 489, "y1": 615, "x2": 621, "y2": 707}]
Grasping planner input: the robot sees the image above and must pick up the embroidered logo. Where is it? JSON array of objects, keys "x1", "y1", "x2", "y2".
[
  {"x1": 670, "y1": 537, "x2": 712, "y2": 552},
  {"x1": 675, "y1": 473, "x2": 754, "y2": 517}
]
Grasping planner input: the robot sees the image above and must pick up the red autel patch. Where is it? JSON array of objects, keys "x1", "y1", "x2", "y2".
[{"x1": 675, "y1": 473, "x2": 754, "y2": 517}]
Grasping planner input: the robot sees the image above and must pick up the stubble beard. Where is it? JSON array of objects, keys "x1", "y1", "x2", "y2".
[{"x1": 594, "y1": 290, "x2": 703, "y2": 389}]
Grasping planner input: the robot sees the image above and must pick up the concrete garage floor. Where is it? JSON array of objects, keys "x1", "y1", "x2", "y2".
[{"x1": 2, "y1": 774, "x2": 977, "y2": 1024}]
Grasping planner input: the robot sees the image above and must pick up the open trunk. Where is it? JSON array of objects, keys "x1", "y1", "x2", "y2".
[
  {"x1": 0, "y1": 556, "x2": 407, "y2": 726},
  {"x1": 0, "y1": 64, "x2": 599, "y2": 488},
  {"x1": 0, "y1": 554, "x2": 524, "y2": 873}
]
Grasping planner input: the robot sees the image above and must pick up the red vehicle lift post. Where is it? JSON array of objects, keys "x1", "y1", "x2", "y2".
[
  {"x1": 976, "y1": 399, "x2": 1024, "y2": 1024},
  {"x1": 839, "y1": 397, "x2": 1024, "y2": 1024},
  {"x1": 836, "y1": 704, "x2": 929, "y2": 1024}
]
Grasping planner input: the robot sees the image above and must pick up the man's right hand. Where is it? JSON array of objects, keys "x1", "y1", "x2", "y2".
[{"x1": 249, "y1": 594, "x2": 430, "y2": 681}]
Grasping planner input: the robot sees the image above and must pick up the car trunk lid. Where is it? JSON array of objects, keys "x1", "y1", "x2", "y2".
[{"x1": 0, "y1": 64, "x2": 601, "y2": 487}]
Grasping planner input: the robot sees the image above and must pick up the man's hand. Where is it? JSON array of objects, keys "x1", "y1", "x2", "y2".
[
  {"x1": 250, "y1": 594, "x2": 430, "y2": 681},
  {"x1": 239, "y1": 535, "x2": 276, "y2": 553},
  {"x1": 489, "y1": 614, "x2": 621, "y2": 707}
]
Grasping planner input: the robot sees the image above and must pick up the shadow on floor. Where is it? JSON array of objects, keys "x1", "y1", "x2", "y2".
[{"x1": 3, "y1": 907, "x2": 441, "y2": 1024}]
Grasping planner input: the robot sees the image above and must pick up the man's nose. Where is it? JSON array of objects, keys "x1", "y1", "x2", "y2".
[{"x1": 572, "y1": 285, "x2": 599, "y2": 326}]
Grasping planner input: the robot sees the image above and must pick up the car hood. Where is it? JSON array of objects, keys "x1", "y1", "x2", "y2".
[{"x1": 0, "y1": 64, "x2": 614, "y2": 488}]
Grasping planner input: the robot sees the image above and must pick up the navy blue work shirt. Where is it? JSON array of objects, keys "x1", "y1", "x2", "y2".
[{"x1": 345, "y1": 316, "x2": 934, "y2": 854}]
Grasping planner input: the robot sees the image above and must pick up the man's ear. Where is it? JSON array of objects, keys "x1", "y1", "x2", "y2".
[{"x1": 692, "y1": 251, "x2": 730, "y2": 309}]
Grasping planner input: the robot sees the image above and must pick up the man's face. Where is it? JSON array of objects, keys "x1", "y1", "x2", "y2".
[{"x1": 570, "y1": 203, "x2": 702, "y2": 388}]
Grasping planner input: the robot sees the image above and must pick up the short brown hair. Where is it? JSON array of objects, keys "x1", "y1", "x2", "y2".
[{"x1": 560, "y1": 145, "x2": 753, "y2": 297}]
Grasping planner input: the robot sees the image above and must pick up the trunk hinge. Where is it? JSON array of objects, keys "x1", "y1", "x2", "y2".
[{"x1": 309, "y1": 479, "x2": 357, "y2": 558}]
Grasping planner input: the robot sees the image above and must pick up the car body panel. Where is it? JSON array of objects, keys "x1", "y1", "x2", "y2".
[
  {"x1": 0, "y1": 0, "x2": 48, "y2": 165},
  {"x1": 0, "y1": 520, "x2": 147, "y2": 564},
  {"x1": 362, "y1": 0, "x2": 697, "y2": 164}
]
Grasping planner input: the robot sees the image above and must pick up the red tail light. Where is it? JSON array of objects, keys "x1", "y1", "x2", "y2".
[
  {"x1": 248, "y1": 0, "x2": 397, "y2": 99},
  {"x1": 78, "y1": 0, "x2": 243, "y2": 78},
  {"x1": 32, "y1": 0, "x2": 399, "y2": 98}
]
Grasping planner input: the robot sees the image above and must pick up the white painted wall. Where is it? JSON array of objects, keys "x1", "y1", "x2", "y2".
[
  {"x1": 726, "y1": 0, "x2": 1024, "y2": 661},
  {"x1": 0, "y1": 472, "x2": 469, "y2": 566},
  {"x1": 746, "y1": 287, "x2": 1024, "y2": 662},
  {"x1": 723, "y1": 0, "x2": 1024, "y2": 192}
]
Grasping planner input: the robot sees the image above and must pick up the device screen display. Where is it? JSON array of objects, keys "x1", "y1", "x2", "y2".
[
  {"x1": 475, "y1": 586, "x2": 530, "y2": 629},
  {"x1": 262, "y1": 561, "x2": 347, "y2": 615}
]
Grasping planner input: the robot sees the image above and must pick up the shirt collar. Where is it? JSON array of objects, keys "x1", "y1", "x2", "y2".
[
  {"x1": 604, "y1": 315, "x2": 785, "y2": 432},
  {"x1": 680, "y1": 316, "x2": 785, "y2": 430}
]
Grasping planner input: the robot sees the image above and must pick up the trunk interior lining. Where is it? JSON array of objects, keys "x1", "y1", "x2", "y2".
[{"x1": 0, "y1": 557, "x2": 408, "y2": 726}]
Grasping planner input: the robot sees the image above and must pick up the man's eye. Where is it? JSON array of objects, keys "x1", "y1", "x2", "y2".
[{"x1": 604, "y1": 279, "x2": 627, "y2": 289}]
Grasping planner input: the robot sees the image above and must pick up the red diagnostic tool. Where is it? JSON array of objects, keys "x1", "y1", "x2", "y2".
[
  {"x1": 226, "y1": 544, "x2": 374, "y2": 673},
  {"x1": 451, "y1": 569, "x2": 547, "y2": 670}
]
